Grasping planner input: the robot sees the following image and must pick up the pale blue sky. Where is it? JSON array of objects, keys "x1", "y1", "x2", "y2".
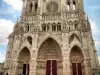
[{"x1": 0, "y1": 0, "x2": 100, "y2": 64}]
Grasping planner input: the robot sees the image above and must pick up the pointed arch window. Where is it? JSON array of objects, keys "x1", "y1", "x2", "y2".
[
  {"x1": 35, "y1": 2, "x2": 38, "y2": 11},
  {"x1": 42, "y1": 23, "x2": 46, "y2": 32},
  {"x1": 57, "y1": 22, "x2": 61, "y2": 31},
  {"x1": 74, "y1": 21, "x2": 78, "y2": 30},
  {"x1": 26, "y1": 24, "x2": 29, "y2": 32},
  {"x1": 52, "y1": 23, "x2": 56, "y2": 31},
  {"x1": 73, "y1": 1, "x2": 76, "y2": 10},
  {"x1": 30, "y1": 3, "x2": 33, "y2": 12},
  {"x1": 67, "y1": 1, "x2": 70, "y2": 10},
  {"x1": 75, "y1": 24, "x2": 78, "y2": 30},
  {"x1": 27, "y1": 25, "x2": 29, "y2": 31}
]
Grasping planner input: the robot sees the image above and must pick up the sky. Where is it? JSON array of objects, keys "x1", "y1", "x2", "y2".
[{"x1": 0, "y1": 0, "x2": 100, "y2": 64}]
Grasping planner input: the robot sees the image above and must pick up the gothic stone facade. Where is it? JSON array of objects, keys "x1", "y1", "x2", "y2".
[{"x1": 4, "y1": 0, "x2": 99, "y2": 75}]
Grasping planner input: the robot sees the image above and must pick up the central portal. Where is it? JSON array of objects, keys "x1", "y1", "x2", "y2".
[{"x1": 36, "y1": 38, "x2": 63, "y2": 75}]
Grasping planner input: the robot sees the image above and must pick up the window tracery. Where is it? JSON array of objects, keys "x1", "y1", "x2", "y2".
[
  {"x1": 46, "y1": 1, "x2": 59, "y2": 13},
  {"x1": 42, "y1": 22, "x2": 61, "y2": 32}
]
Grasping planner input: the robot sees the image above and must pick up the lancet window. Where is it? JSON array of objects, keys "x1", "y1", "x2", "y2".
[
  {"x1": 35, "y1": 2, "x2": 38, "y2": 11},
  {"x1": 73, "y1": 0, "x2": 76, "y2": 10},
  {"x1": 26, "y1": 24, "x2": 29, "y2": 32},
  {"x1": 52, "y1": 23, "x2": 56, "y2": 31},
  {"x1": 74, "y1": 21, "x2": 78, "y2": 30},
  {"x1": 29, "y1": 3, "x2": 33, "y2": 12},
  {"x1": 57, "y1": 22, "x2": 61, "y2": 31},
  {"x1": 67, "y1": 0, "x2": 76, "y2": 10},
  {"x1": 42, "y1": 23, "x2": 46, "y2": 32},
  {"x1": 42, "y1": 22, "x2": 61, "y2": 32},
  {"x1": 67, "y1": 1, "x2": 70, "y2": 10}
]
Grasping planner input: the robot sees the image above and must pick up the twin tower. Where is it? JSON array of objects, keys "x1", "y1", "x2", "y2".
[{"x1": 4, "y1": 0, "x2": 99, "y2": 75}]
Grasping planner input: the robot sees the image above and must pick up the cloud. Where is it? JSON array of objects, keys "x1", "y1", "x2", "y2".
[
  {"x1": 90, "y1": 20, "x2": 100, "y2": 56},
  {"x1": 3, "y1": 0, "x2": 23, "y2": 11},
  {"x1": 0, "y1": 51, "x2": 5, "y2": 63},
  {"x1": 0, "y1": 19, "x2": 14, "y2": 45},
  {"x1": 90, "y1": 20, "x2": 100, "y2": 41},
  {"x1": 95, "y1": 41, "x2": 100, "y2": 47},
  {"x1": 90, "y1": 20, "x2": 100, "y2": 34},
  {"x1": 0, "y1": 52, "x2": 1, "y2": 57}
]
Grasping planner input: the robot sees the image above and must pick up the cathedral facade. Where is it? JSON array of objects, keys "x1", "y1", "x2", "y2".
[{"x1": 4, "y1": 0, "x2": 99, "y2": 75}]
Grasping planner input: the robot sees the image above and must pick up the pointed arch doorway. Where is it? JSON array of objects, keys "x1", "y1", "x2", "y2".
[
  {"x1": 17, "y1": 47, "x2": 30, "y2": 75},
  {"x1": 70, "y1": 46, "x2": 85, "y2": 75},
  {"x1": 37, "y1": 38, "x2": 63, "y2": 75}
]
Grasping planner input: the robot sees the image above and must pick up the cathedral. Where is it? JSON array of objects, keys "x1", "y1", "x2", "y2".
[{"x1": 4, "y1": 0, "x2": 99, "y2": 75}]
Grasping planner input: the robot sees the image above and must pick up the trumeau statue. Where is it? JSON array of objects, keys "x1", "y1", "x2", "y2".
[{"x1": 4, "y1": 0, "x2": 99, "y2": 75}]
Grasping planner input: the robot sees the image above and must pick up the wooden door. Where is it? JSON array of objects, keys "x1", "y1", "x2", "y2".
[
  {"x1": 72, "y1": 63, "x2": 82, "y2": 75},
  {"x1": 46, "y1": 60, "x2": 51, "y2": 75},
  {"x1": 27, "y1": 64, "x2": 30, "y2": 75},
  {"x1": 46, "y1": 60, "x2": 57, "y2": 75},
  {"x1": 77, "y1": 63, "x2": 82, "y2": 75},
  {"x1": 52, "y1": 60, "x2": 57, "y2": 75},
  {"x1": 72, "y1": 63, "x2": 77, "y2": 75}
]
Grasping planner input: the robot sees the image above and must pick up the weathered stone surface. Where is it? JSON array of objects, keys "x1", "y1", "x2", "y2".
[{"x1": 4, "y1": 0, "x2": 99, "y2": 75}]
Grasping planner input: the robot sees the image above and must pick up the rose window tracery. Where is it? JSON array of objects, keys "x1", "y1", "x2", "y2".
[{"x1": 46, "y1": 1, "x2": 59, "y2": 13}]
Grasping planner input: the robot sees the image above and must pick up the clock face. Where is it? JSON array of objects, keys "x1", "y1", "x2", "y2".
[{"x1": 46, "y1": 1, "x2": 59, "y2": 13}]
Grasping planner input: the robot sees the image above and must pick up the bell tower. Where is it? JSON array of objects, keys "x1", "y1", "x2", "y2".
[{"x1": 4, "y1": 0, "x2": 99, "y2": 75}]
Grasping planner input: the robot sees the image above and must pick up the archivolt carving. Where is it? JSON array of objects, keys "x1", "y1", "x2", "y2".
[
  {"x1": 69, "y1": 33, "x2": 81, "y2": 44},
  {"x1": 70, "y1": 46, "x2": 84, "y2": 63},
  {"x1": 38, "y1": 33, "x2": 62, "y2": 50},
  {"x1": 20, "y1": 41, "x2": 31, "y2": 52},
  {"x1": 69, "y1": 45, "x2": 85, "y2": 59}
]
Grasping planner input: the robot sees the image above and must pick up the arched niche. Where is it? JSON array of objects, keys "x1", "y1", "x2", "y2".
[
  {"x1": 36, "y1": 38, "x2": 63, "y2": 75},
  {"x1": 69, "y1": 33, "x2": 81, "y2": 44},
  {"x1": 17, "y1": 47, "x2": 30, "y2": 75},
  {"x1": 70, "y1": 46, "x2": 85, "y2": 75}
]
